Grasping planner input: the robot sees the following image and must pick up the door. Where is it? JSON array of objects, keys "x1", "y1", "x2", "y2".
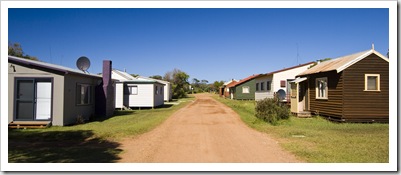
[
  {"x1": 298, "y1": 81, "x2": 309, "y2": 111},
  {"x1": 35, "y1": 82, "x2": 52, "y2": 120},
  {"x1": 14, "y1": 78, "x2": 52, "y2": 121},
  {"x1": 15, "y1": 79, "x2": 35, "y2": 120}
]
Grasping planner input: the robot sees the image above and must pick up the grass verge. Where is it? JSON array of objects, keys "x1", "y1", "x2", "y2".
[
  {"x1": 213, "y1": 95, "x2": 389, "y2": 163},
  {"x1": 8, "y1": 96, "x2": 194, "y2": 163}
]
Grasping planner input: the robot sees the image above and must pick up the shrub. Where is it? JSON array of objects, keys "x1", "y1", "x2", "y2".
[{"x1": 255, "y1": 97, "x2": 290, "y2": 125}]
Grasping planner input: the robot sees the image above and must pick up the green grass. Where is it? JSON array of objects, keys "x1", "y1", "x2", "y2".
[
  {"x1": 213, "y1": 95, "x2": 389, "y2": 163},
  {"x1": 8, "y1": 97, "x2": 194, "y2": 163}
]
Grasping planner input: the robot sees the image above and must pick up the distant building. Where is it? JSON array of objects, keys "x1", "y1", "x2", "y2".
[
  {"x1": 219, "y1": 79, "x2": 238, "y2": 98},
  {"x1": 227, "y1": 74, "x2": 260, "y2": 100}
]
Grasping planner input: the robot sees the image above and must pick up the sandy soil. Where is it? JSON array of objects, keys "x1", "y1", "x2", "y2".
[{"x1": 118, "y1": 93, "x2": 303, "y2": 163}]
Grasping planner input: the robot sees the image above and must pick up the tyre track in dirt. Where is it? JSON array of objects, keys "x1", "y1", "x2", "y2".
[{"x1": 118, "y1": 93, "x2": 303, "y2": 163}]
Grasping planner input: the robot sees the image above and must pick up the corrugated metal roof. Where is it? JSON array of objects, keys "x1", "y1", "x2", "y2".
[
  {"x1": 8, "y1": 55, "x2": 102, "y2": 78},
  {"x1": 297, "y1": 49, "x2": 388, "y2": 76}
]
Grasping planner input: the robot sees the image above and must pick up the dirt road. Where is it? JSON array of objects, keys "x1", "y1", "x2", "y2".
[{"x1": 118, "y1": 93, "x2": 302, "y2": 163}]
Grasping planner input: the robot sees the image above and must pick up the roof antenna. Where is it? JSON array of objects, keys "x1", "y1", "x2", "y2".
[
  {"x1": 297, "y1": 43, "x2": 299, "y2": 65},
  {"x1": 372, "y1": 43, "x2": 375, "y2": 50}
]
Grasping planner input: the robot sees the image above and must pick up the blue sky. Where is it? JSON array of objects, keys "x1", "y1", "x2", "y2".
[{"x1": 8, "y1": 8, "x2": 389, "y2": 83}]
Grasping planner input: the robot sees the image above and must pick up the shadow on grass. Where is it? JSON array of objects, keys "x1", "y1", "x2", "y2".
[{"x1": 8, "y1": 129, "x2": 122, "y2": 163}]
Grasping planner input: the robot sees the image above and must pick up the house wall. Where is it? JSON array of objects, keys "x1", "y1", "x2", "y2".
[
  {"x1": 234, "y1": 79, "x2": 256, "y2": 100},
  {"x1": 125, "y1": 83, "x2": 155, "y2": 107},
  {"x1": 63, "y1": 74, "x2": 101, "y2": 126},
  {"x1": 224, "y1": 86, "x2": 231, "y2": 98},
  {"x1": 308, "y1": 71, "x2": 344, "y2": 119},
  {"x1": 8, "y1": 63, "x2": 65, "y2": 125},
  {"x1": 342, "y1": 54, "x2": 389, "y2": 121},
  {"x1": 115, "y1": 83, "x2": 124, "y2": 108},
  {"x1": 272, "y1": 64, "x2": 312, "y2": 98},
  {"x1": 164, "y1": 83, "x2": 172, "y2": 102},
  {"x1": 255, "y1": 75, "x2": 273, "y2": 100}
]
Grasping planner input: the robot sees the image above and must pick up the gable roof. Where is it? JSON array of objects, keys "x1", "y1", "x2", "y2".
[
  {"x1": 112, "y1": 69, "x2": 136, "y2": 81},
  {"x1": 227, "y1": 74, "x2": 260, "y2": 88},
  {"x1": 111, "y1": 69, "x2": 164, "y2": 85},
  {"x1": 265, "y1": 61, "x2": 315, "y2": 76},
  {"x1": 223, "y1": 79, "x2": 238, "y2": 86},
  {"x1": 225, "y1": 80, "x2": 238, "y2": 88},
  {"x1": 8, "y1": 55, "x2": 102, "y2": 78},
  {"x1": 297, "y1": 49, "x2": 389, "y2": 76}
]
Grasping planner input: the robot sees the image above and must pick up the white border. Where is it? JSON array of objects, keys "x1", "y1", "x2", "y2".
[{"x1": 1, "y1": 0, "x2": 397, "y2": 172}]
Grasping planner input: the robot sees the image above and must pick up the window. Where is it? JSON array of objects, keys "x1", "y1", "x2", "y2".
[
  {"x1": 280, "y1": 80, "x2": 286, "y2": 87},
  {"x1": 266, "y1": 81, "x2": 271, "y2": 91},
  {"x1": 365, "y1": 74, "x2": 380, "y2": 91},
  {"x1": 155, "y1": 86, "x2": 159, "y2": 94},
  {"x1": 261, "y1": 82, "x2": 265, "y2": 91},
  {"x1": 76, "y1": 84, "x2": 91, "y2": 105},
  {"x1": 128, "y1": 86, "x2": 138, "y2": 95},
  {"x1": 242, "y1": 86, "x2": 250, "y2": 93},
  {"x1": 315, "y1": 77, "x2": 328, "y2": 99},
  {"x1": 256, "y1": 83, "x2": 259, "y2": 91}
]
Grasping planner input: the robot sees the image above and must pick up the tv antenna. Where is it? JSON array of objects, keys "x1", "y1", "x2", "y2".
[
  {"x1": 296, "y1": 43, "x2": 300, "y2": 65},
  {"x1": 76, "y1": 56, "x2": 91, "y2": 73}
]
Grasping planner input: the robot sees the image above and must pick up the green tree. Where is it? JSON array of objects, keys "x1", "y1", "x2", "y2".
[
  {"x1": 149, "y1": 75, "x2": 163, "y2": 80},
  {"x1": 164, "y1": 68, "x2": 190, "y2": 99},
  {"x1": 211, "y1": 80, "x2": 224, "y2": 93},
  {"x1": 8, "y1": 42, "x2": 39, "y2": 61}
]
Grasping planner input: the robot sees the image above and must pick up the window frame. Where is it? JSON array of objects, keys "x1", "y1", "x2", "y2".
[
  {"x1": 76, "y1": 83, "x2": 92, "y2": 105},
  {"x1": 365, "y1": 74, "x2": 381, "y2": 91},
  {"x1": 155, "y1": 85, "x2": 159, "y2": 95},
  {"x1": 128, "y1": 85, "x2": 138, "y2": 95},
  {"x1": 256, "y1": 83, "x2": 259, "y2": 91},
  {"x1": 315, "y1": 77, "x2": 328, "y2": 100},
  {"x1": 242, "y1": 86, "x2": 250, "y2": 94},
  {"x1": 280, "y1": 80, "x2": 286, "y2": 87}
]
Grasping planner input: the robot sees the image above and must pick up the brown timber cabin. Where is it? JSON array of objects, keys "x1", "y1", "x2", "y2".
[{"x1": 290, "y1": 48, "x2": 389, "y2": 122}]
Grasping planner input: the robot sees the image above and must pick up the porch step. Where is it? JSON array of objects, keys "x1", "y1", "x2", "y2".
[
  {"x1": 296, "y1": 111, "x2": 312, "y2": 118},
  {"x1": 8, "y1": 121, "x2": 51, "y2": 129}
]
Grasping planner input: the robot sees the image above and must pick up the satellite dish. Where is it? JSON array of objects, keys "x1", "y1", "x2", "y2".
[
  {"x1": 76, "y1": 56, "x2": 91, "y2": 72},
  {"x1": 276, "y1": 89, "x2": 286, "y2": 101}
]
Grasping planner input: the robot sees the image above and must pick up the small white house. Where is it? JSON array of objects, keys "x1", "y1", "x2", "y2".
[
  {"x1": 112, "y1": 70, "x2": 164, "y2": 109},
  {"x1": 255, "y1": 62, "x2": 315, "y2": 101},
  {"x1": 137, "y1": 76, "x2": 172, "y2": 102}
]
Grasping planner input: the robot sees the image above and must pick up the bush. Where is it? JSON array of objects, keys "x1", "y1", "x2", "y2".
[{"x1": 255, "y1": 97, "x2": 290, "y2": 125}]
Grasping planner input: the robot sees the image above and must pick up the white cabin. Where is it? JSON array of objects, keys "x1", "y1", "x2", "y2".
[
  {"x1": 112, "y1": 70, "x2": 165, "y2": 109},
  {"x1": 255, "y1": 62, "x2": 315, "y2": 101},
  {"x1": 137, "y1": 76, "x2": 172, "y2": 102}
]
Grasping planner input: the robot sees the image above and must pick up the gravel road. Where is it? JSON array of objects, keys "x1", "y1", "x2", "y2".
[{"x1": 118, "y1": 93, "x2": 303, "y2": 163}]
